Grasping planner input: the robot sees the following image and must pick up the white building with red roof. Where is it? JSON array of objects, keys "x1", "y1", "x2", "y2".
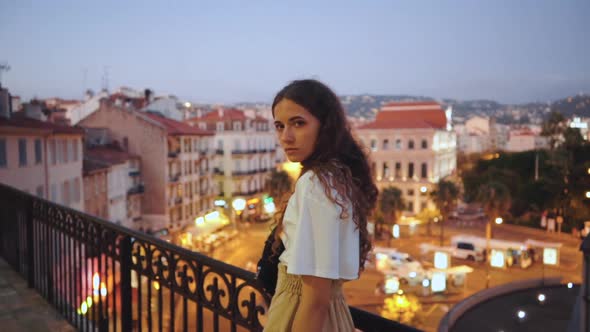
[
  {"x1": 355, "y1": 101, "x2": 457, "y2": 214},
  {"x1": 79, "y1": 99, "x2": 216, "y2": 233},
  {"x1": 186, "y1": 108, "x2": 279, "y2": 220}
]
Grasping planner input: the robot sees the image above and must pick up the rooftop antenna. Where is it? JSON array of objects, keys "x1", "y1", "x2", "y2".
[
  {"x1": 0, "y1": 62, "x2": 11, "y2": 86},
  {"x1": 101, "y1": 66, "x2": 110, "y2": 93},
  {"x1": 82, "y1": 67, "x2": 88, "y2": 98}
]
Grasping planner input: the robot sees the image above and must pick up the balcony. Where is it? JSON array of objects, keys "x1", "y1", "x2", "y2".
[
  {"x1": 0, "y1": 183, "x2": 418, "y2": 332},
  {"x1": 127, "y1": 184, "x2": 145, "y2": 195},
  {"x1": 213, "y1": 167, "x2": 224, "y2": 175},
  {"x1": 231, "y1": 149, "x2": 258, "y2": 155},
  {"x1": 215, "y1": 149, "x2": 224, "y2": 155},
  {"x1": 168, "y1": 149, "x2": 180, "y2": 159},
  {"x1": 128, "y1": 169, "x2": 141, "y2": 177},
  {"x1": 168, "y1": 172, "x2": 181, "y2": 183}
]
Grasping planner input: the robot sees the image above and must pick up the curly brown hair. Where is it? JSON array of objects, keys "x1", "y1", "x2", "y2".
[{"x1": 270, "y1": 79, "x2": 378, "y2": 273}]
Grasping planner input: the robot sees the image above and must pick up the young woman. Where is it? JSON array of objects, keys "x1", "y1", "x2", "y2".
[{"x1": 264, "y1": 79, "x2": 378, "y2": 332}]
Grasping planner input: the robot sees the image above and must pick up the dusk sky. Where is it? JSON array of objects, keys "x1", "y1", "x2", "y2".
[{"x1": 1, "y1": 0, "x2": 589, "y2": 104}]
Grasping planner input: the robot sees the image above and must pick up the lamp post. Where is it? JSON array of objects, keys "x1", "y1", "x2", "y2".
[{"x1": 485, "y1": 216, "x2": 501, "y2": 288}]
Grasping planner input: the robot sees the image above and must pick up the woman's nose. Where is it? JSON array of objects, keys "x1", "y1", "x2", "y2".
[{"x1": 280, "y1": 127, "x2": 294, "y2": 144}]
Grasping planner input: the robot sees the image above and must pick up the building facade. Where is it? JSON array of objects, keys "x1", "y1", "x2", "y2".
[
  {"x1": 355, "y1": 101, "x2": 457, "y2": 214},
  {"x1": 186, "y1": 109, "x2": 277, "y2": 220},
  {"x1": 0, "y1": 115, "x2": 84, "y2": 211},
  {"x1": 79, "y1": 99, "x2": 215, "y2": 232}
]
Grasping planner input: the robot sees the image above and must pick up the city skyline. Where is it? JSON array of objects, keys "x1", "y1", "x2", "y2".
[{"x1": 1, "y1": 0, "x2": 589, "y2": 104}]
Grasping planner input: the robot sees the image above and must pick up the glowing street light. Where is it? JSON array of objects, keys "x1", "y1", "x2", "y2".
[
  {"x1": 537, "y1": 293, "x2": 546, "y2": 303},
  {"x1": 420, "y1": 186, "x2": 427, "y2": 193},
  {"x1": 392, "y1": 224, "x2": 400, "y2": 239},
  {"x1": 517, "y1": 310, "x2": 526, "y2": 320},
  {"x1": 495, "y1": 217, "x2": 503, "y2": 225},
  {"x1": 586, "y1": 191, "x2": 590, "y2": 199}
]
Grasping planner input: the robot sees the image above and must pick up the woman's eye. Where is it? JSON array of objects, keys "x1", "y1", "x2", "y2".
[
  {"x1": 294, "y1": 121, "x2": 305, "y2": 127},
  {"x1": 274, "y1": 124, "x2": 284, "y2": 130}
]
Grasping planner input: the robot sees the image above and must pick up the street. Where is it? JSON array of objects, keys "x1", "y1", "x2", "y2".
[{"x1": 130, "y1": 218, "x2": 583, "y2": 332}]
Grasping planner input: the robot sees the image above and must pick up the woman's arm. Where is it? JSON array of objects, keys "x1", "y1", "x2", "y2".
[{"x1": 291, "y1": 275, "x2": 333, "y2": 332}]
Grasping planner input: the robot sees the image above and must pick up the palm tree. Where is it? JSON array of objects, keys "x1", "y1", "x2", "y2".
[
  {"x1": 430, "y1": 180, "x2": 460, "y2": 246},
  {"x1": 476, "y1": 181, "x2": 511, "y2": 288},
  {"x1": 265, "y1": 169, "x2": 293, "y2": 204},
  {"x1": 379, "y1": 186, "x2": 405, "y2": 243}
]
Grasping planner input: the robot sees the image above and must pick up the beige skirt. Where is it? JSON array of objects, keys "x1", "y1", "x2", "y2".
[{"x1": 263, "y1": 263, "x2": 355, "y2": 332}]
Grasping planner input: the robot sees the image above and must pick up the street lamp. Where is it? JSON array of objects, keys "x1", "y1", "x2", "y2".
[
  {"x1": 586, "y1": 191, "x2": 590, "y2": 199},
  {"x1": 485, "y1": 216, "x2": 503, "y2": 288},
  {"x1": 232, "y1": 198, "x2": 246, "y2": 228}
]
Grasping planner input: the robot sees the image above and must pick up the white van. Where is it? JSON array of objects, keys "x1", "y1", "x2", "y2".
[
  {"x1": 373, "y1": 247, "x2": 425, "y2": 284},
  {"x1": 450, "y1": 235, "x2": 486, "y2": 262}
]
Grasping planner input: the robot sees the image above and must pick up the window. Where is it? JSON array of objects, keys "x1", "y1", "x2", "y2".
[
  {"x1": 382, "y1": 162, "x2": 389, "y2": 178},
  {"x1": 407, "y1": 202, "x2": 414, "y2": 212},
  {"x1": 395, "y1": 162, "x2": 401, "y2": 178},
  {"x1": 408, "y1": 162, "x2": 414, "y2": 178},
  {"x1": 458, "y1": 242, "x2": 475, "y2": 251},
  {"x1": 371, "y1": 162, "x2": 376, "y2": 177},
  {"x1": 370, "y1": 139, "x2": 377, "y2": 151},
  {"x1": 233, "y1": 121, "x2": 242, "y2": 131},
  {"x1": 395, "y1": 139, "x2": 402, "y2": 149},
  {"x1": 234, "y1": 140, "x2": 241, "y2": 151},
  {"x1": 49, "y1": 139, "x2": 56, "y2": 165},
  {"x1": 74, "y1": 178, "x2": 80, "y2": 203},
  {"x1": 74, "y1": 140, "x2": 80, "y2": 161},
  {"x1": 216, "y1": 122, "x2": 224, "y2": 131},
  {"x1": 67, "y1": 140, "x2": 74, "y2": 162},
  {"x1": 408, "y1": 140, "x2": 415, "y2": 149},
  {"x1": 408, "y1": 163, "x2": 414, "y2": 179},
  {"x1": 421, "y1": 139, "x2": 428, "y2": 149},
  {"x1": 51, "y1": 184, "x2": 58, "y2": 203},
  {"x1": 0, "y1": 139, "x2": 6, "y2": 167},
  {"x1": 36, "y1": 185, "x2": 44, "y2": 198},
  {"x1": 407, "y1": 189, "x2": 415, "y2": 196},
  {"x1": 421, "y1": 163, "x2": 428, "y2": 178},
  {"x1": 63, "y1": 180, "x2": 70, "y2": 206},
  {"x1": 33, "y1": 139, "x2": 42, "y2": 164},
  {"x1": 382, "y1": 139, "x2": 389, "y2": 150},
  {"x1": 62, "y1": 139, "x2": 68, "y2": 163},
  {"x1": 18, "y1": 138, "x2": 27, "y2": 167}
]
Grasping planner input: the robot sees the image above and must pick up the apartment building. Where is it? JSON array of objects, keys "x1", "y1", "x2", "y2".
[
  {"x1": 355, "y1": 101, "x2": 457, "y2": 214},
  {"x1": 185, "y1": 108, "x2": 277, "y2": 219},
  {"x1": 79, "y1": 99, "x2": 215, "y2": 232},
  {"x1": 0, "y1": 113, "x2": 84, "y2": 211},
  {"x1": 84, "y1": 145, "x2": 143, "y2": 229}
]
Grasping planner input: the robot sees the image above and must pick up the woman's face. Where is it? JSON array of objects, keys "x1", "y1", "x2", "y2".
[{"x1": 273, "y1": 98, "x2": 321, "y2": 163}]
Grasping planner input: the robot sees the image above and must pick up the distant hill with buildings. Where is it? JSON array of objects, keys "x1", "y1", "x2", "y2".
[{"x1": 335, "y1": 93, "x2": 590, "y2": 125}]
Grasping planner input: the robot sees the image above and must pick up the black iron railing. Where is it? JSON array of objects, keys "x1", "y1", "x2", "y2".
[{"x1": 0, "y1": 183, "x2": 419, "y2": 332}]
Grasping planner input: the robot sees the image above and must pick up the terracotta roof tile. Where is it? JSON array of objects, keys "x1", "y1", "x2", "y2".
[
  {"x1": 0, "y1": 115, "x2": 84, "y2": 135},
  {"x1": 188, "y1": 108, "x2": 247, "y2": 122},
  {"x1": 141, "y1": 112, "x2": 214, "y2": 136},
  {"x1": 83, "y1": 158, "x2": 110, "y2": 174},
  {"x1": 358, "y1": 102, "x2": 447, "y2": 130}
]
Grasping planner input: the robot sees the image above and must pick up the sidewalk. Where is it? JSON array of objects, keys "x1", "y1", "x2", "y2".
[{"x1": 0, "y1": 259, "x2": 75, "y2": 331}]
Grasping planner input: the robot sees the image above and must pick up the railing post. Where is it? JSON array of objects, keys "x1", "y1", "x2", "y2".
[
  {"x1": 25, "y1": 196, "x2": 34, "y2": 288},
  {"x1": 120, "y1": 235, "x2": 133, "y2": 331}
]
